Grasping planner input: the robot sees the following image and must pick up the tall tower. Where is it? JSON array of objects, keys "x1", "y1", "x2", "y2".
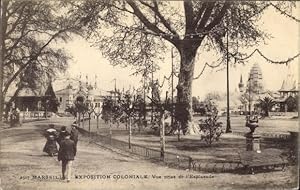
[
  {"x1": 247, "y1": 63, "x2": 264, "y2": 94},
  {"x1": 86, "y1": 75, "x2": 88, "y2": 87},
  {"x1": 94, "y1": 75, "x2": 97, "y2": 89},
  {"x1": 238, "y1": 75, "x2": 245, "y2": 93}
]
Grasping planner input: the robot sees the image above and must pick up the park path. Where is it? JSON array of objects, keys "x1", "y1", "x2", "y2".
[{"x1": 0, "y1": 118, "x2": 297, "y2": 190}]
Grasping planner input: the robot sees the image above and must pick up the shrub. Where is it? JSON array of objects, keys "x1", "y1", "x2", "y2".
[{"x1": 198, "y1": 104, "x2": 223, "y2": 145}]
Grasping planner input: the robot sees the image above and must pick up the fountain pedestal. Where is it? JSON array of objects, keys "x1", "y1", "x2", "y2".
[
  {"x1": 245, "y1": 133, "x2": 261, "y2": 152},
  {"x1": 245, "y1": 115, "x2": 261, "y2": 153}
]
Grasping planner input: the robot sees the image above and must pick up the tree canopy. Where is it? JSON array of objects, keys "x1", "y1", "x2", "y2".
[
  {"x1": 65, "y1": 0, "x2": 298, "y2": 134},
  {"x1": 67, "y1": 1, "x2": 298, "y2": 66},
  {"x1": 0, "y1": 0, "x2": 86, "y2": 118}
]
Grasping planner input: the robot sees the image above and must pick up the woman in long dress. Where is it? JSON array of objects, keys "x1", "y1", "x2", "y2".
[{"x1": 43, "y1": 124, "x2": 58, "y2": 156}]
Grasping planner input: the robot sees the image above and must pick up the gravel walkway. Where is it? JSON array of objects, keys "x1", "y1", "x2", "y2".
[{"x1": 0, "y1": 118, "x2": 297, "y2": 190}]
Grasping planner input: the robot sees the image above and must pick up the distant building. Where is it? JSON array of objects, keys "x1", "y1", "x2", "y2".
[
  {"x1": 273, "y1": 65, "x2": 298, "y2": 112},
  {"x1": 247, "y1": 63, "x2": 264, "y2": 94},
  {"x1": 55, "y1": 76, "x2": 111, "y2": 113},
  {"x1": 5, "y1": 76, "x2": 118, "y2": 118},
  {"x1": 55, "y1": 84, "x2": 75, "y2": 112},
  {"x1": 238, "y1": 63, "x2": 264, "y2": 113},
  {"x1": 278, "y1": 72, "x2": 298, "y2": 98},
  {"x1": 238, "y1": 63, "x2": 298, "y2": 114},
  {"x1": 9, "y1": 82, "x2": 58, "y2": 118},
  {"x1": 14, "y1": 87, "x2": 46, "y2": 112}
]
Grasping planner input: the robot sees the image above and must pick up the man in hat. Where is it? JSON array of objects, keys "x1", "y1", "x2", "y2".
[
  {"x1": 57, "y1": 126, "x2": 67, "y2": 146},
  {"x1": 58, "y1": 132, "x2": 76, "y2": 182},
  {"x1": 70, "y1": 123, "x2": 79, "y2": 149}
]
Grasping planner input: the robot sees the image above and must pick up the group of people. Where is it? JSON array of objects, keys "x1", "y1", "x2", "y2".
[
  {"x1": 9, "y1": 108, "x2": 21, "y2": 127},
  {"x1": 43, "y1": 122, "x2": 79, "y2": 182}
]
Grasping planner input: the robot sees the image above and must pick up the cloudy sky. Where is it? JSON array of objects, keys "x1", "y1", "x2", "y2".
[{"x1": 54, "y1": 3, "x2": 299, "y2": 100}]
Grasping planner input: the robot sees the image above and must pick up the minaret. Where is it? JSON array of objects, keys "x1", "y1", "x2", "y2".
[
  {"x1": 238, "y1": 74, "x2": 244, "y2": 93},
  {"x1": 79, "y1": 73, "x2": 82, "y2": 91},
  {"x1": 86, "y1": 75, "x2": 88, "y2": 87},
  {"x1": 94, "y1": 75, "x2": 97, "y2": 89}
]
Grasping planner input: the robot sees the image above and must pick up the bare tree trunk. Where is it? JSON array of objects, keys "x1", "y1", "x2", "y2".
[
  {"x1": 0, "y1": 1, "x2": 3, "y2": 122},
  {"x1": 160, "y1": 112, "x2": 165, "y2": 160},
  {"x1": 176, "y1": 44, "x2": 199, "y2": 135},
  {"x1": 0, "y1": 0, "x2": 8, "y2": 122}
]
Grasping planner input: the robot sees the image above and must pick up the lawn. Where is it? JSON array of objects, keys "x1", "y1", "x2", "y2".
[{"x1": 80, "y1": 117, "x2": 296, "y2": 167}]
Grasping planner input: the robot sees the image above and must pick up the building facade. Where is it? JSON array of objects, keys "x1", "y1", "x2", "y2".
[{"x1": 55, "y1": 78, "x2": 111, "y2": 113}]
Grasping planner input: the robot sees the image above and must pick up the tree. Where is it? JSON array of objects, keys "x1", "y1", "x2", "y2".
[
  {"x1": 192, "y1": 96, "x2": 200, "y2": 112},
  {"x1": 204, "y1": 92, "x2": 222, "y2": 103},
  {"x1": 258, "y1": 97, "x2": 275, "y2": 117},
  {"x1": 68, "y1": 0, "x2": 297, "y2": 134},
  {"x1": 134, "y1": 94, "x2": 146, "y2": 130},
  {"x1": 286, "y1": 96, "x2": 298, "y2": 112},
  {"x1": 65, "y1": 106, "x2": 77, "y2": 117},
  {"x1": 0, "y1": 0, "x2": 84, "y2": 121},
  {"x1": 101, "y1": 96, "x2": 116, "y2": 123},
  {"x1": 42, "y1": 82, "x2": 60, "y2": 115},
  {"x1": 192, "y1": 96, "x2": 207, "y2": 114}
]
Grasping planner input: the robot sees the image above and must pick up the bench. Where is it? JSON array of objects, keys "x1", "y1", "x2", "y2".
[{"x1": 238, "y1": 149, "x2": 288, "y2": 174}]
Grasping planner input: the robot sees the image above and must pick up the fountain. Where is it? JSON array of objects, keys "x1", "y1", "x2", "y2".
[{"x1": 245, "y1": 114, "x2": 261, "y2": 153}]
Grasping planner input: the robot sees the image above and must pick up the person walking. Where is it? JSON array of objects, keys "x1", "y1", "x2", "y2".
[
  {"x1": 70, "y1": 123, "x2": 79, "y2": 149},
  {"x1": 57, "y1": 132, "x2": 76, "y2": 182},
  {"x1": 43, "y1": 124, "x2": 58, "y2": 156},
  {"x1": 10, "y1": 108, "x2": 18, "y2": 127},
  {"x1": 57, "y1": 126, "x2": 68, "y2": 146}
]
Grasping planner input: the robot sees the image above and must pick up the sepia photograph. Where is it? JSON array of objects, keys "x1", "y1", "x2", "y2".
[{"x1": 0, "y1": 0, "x2": 299, "y2": 189}]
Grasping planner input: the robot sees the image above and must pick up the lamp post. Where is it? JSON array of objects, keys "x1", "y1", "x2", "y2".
[{"x1": 225, "y1": 17, "x2": 232, "y2": 133}]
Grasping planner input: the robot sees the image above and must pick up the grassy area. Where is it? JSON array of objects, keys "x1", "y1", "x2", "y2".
[
  {"x1": 197, "y1": 116, "x2": 298, "y2": 134},
  {"x1": 82, "y1": 118, "x2": 296, "y2": 165},
  {"x1": 81, "y1": 115, "x2": 298, "y2": 134}
]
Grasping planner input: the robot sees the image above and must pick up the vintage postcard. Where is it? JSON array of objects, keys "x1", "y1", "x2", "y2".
[{"x1": 0, "y1": 0, "x2": 299, "y2": 189}]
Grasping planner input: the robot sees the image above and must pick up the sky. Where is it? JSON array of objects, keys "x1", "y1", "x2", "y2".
[{"x1": 53, "y1": 3, "x2": 299, "y2": 100}]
